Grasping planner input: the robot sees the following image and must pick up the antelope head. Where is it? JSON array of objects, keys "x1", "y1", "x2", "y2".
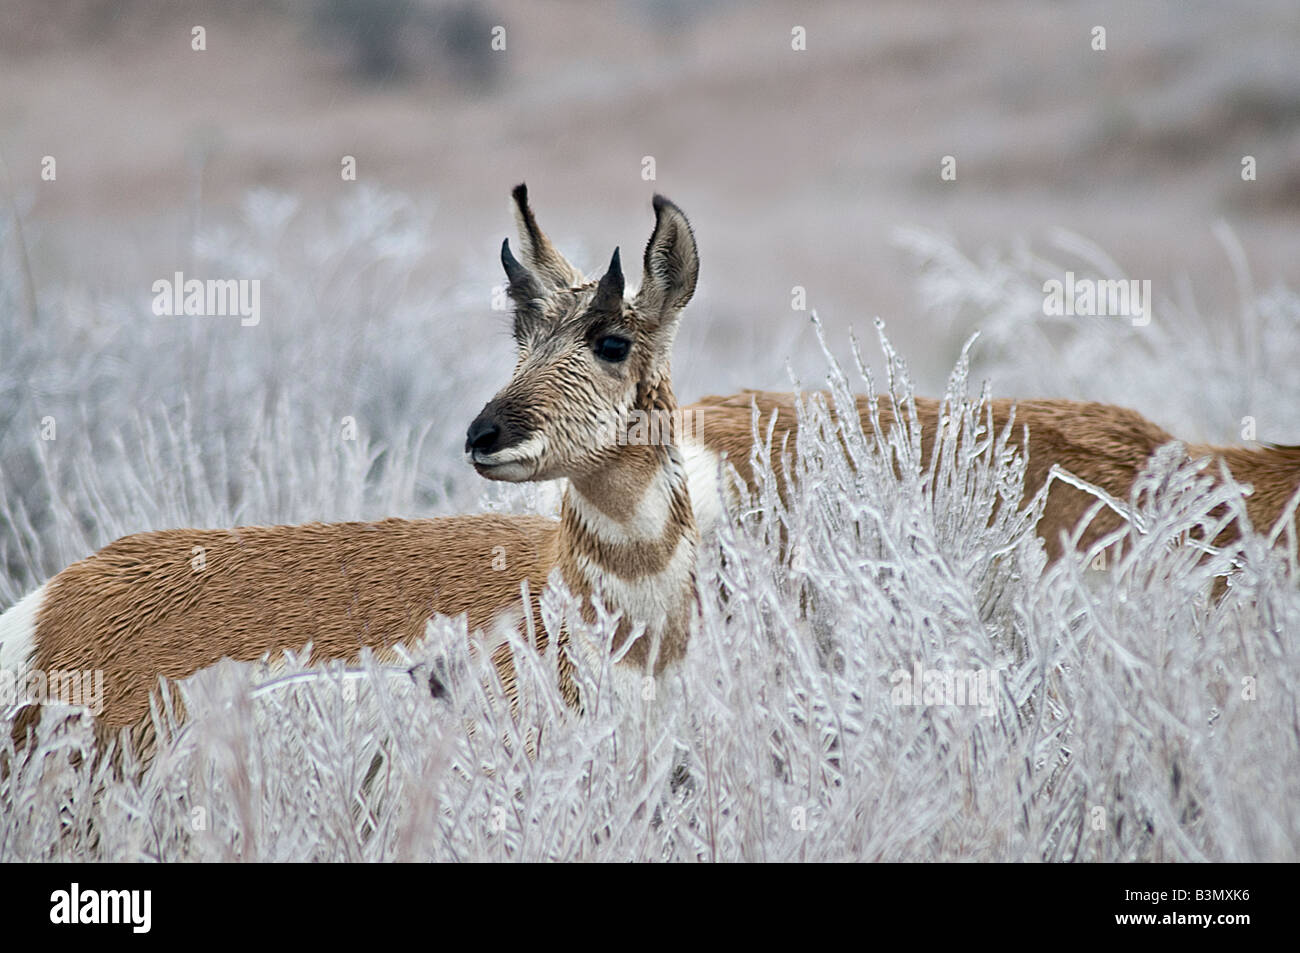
[{"x1": 466, "y1": 184, "x2": 700, "y2": 485}]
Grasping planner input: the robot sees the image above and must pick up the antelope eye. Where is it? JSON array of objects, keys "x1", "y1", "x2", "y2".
[{"x1": 594, "y1": 335, "x2": 631, "y2": 363}]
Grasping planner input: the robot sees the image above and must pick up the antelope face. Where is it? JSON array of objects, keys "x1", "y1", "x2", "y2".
[{"x1": 466, "y1": 185, "x2": 698, "y2": 484}]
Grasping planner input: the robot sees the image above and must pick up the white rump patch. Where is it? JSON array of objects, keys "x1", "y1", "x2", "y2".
[{"x1": 0, "y1": 582, "x2": 45, "y2": 677}]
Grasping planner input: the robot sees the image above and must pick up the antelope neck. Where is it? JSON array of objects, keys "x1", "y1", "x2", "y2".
[{"x1": 558, "y1": 419, "x2": 699, "y2": 672}]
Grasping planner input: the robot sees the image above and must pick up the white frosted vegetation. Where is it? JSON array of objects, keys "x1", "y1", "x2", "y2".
[{"x1": 1, "y1": 194, "x2": 1296, "y2": 861}]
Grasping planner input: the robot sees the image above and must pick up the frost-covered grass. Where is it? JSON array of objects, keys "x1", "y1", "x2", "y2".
[
  {"x1": 893, "y1": 224, "x2": 1300, "y2": 445},
  {"x1": 1, "y1": 192, "x2": 1297, "y2": 861}
]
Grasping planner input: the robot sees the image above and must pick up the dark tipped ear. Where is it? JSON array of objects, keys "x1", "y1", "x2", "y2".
[
  {"x1": 591, "y1": 247, "x2": 624, "y2": 312},
  {"x1": 634, "y1": 194, "x2": 699, "y2": 325},
  {"x1": 511, "y1": 183, "x2": 584, "y2": 291}
]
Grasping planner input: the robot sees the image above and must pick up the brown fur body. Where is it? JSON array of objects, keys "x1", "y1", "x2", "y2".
[
  {"x1": 23, "y1": 515, "x2": 556, "y2": 732},
  {"x1": 693, "y1": 390, "x2": 1300, "y2": 559}
]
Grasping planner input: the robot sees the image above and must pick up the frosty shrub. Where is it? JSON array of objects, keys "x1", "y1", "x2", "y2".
[
  {"x1": 1, "y1": 197, "x2": 1297, "y2": 861},
  {"x1": 893, "y1": 224, "x2": 1300, "y2": 445}
]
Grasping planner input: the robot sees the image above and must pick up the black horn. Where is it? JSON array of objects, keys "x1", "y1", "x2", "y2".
[
  {"x1": 592, "y1": 247, "x2": 624, "y2": 312},
  {"x1": 501, "y1": 238, "x2": 546, "y2": 303}
]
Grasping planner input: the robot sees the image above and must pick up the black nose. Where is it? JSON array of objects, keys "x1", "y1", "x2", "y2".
[{"x1": 465, "y1": 414, "x2": 501, "y2": 455}]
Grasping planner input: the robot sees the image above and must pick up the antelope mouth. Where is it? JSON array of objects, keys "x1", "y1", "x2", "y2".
[
  {"x1": 469, "y1": 449, "x2": 539, "y2": 482},
  {"x1": 467, "y1": 432, "x2": 548, "y2": 482}
]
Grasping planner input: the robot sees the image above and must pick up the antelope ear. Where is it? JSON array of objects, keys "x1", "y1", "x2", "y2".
[
  {"x1": 634, "y1": 194, "x2": 698, "y2": 326},
  {"x1": 591, "y1": 248, "x2": 624, "y2": 313},
  {"x1": 511, "y1": 183, "x2": 585, "y2": 291}
]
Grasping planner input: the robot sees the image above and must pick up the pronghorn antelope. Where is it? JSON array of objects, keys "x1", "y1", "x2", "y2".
[
  {"x1": 3, "y1": 185, "x2": 1298, "y2": 752},
  {"x1": 0, "y1": 186, "x2": 715, "y2": 750}
]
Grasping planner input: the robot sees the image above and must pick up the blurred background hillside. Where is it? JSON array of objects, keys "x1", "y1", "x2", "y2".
[{"x1": 2, "y1": 0, "x2": 1297, "y2": 393}]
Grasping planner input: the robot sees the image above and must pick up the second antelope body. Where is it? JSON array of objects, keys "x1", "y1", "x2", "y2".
[{"x1": 1, "y1": 186, "x2": 1296, "y2": 746}]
